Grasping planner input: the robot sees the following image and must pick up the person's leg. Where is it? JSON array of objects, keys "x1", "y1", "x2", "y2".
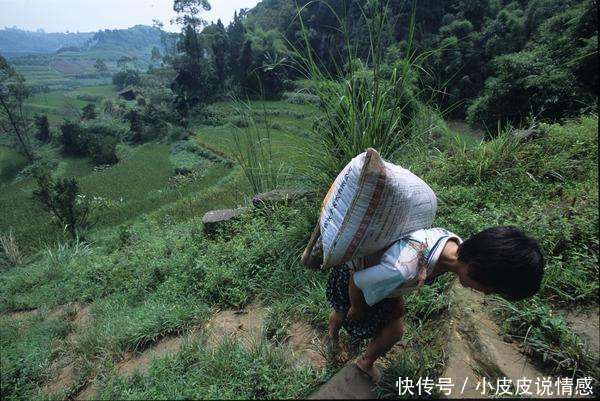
[
  {"x1": 355, "y1": 316, "x2": 404, "y2": 382},
  {"x1": 355, "y1": 297, "x2": 405, "y2": 382},
  {"x1": 326, "y1": 309, "x2": 345, "y2": 358}
]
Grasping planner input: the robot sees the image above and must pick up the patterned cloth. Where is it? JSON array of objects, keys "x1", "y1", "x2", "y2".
[
  {"x1": 326, "y1": 263, "x2": 399, "y2": 340},
  {"x1": 326, "y1": 228, "x2": 462, "y2": 339}
]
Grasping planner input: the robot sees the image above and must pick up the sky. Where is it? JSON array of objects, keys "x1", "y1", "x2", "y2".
[{"x1": 0, "y1": 0, "x2": 261, "y2": 33}]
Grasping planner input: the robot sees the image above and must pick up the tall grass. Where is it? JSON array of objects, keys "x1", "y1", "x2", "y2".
[
  {"x1": 286, "y1": 0, "x2": 438, "y2": 190},
  {"x1": 0, "y1": 229, "x2": 23, "y2": 268},
  {"x1": 231, "y1": 99, "x2": 285, "y2": 195}
]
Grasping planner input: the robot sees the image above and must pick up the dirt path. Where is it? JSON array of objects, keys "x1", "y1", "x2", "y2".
[
  {"x1": 442, "y1": 282, "x2": 550, "y2": 398},
  {"x1": 72, "y1": 303, "x2": 326, "y2": 400}
]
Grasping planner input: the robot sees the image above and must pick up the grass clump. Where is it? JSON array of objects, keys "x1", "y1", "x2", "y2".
[
  {"x1": 0, "y1": 314, "x2": 70, "y2": 401},
  {"x1": 96, "y1": 337, "x2": 320, "y2": 400}
]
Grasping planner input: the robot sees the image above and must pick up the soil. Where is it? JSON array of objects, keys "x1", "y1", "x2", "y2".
[
  {"x1": 42, "y1": 303, "x2": 91, "y2": 394},
  {"x1": 117, "y1": 335, "x2": 186, "y2": 375},
  {"x1": 204, "y1": 304, "x2": 267, "y2": 348},
  {"x1": 285, "y1": 321, "x2": 327, "y2": 370},
  {"x1": 309, "y1": 364, "x2": 377, "y2": 399},
  {"x1": 560, "y1": 306, "x2": 599, "y2": 357},
  {"x1": 74, "y1": 303, "x2": 326, "y2": 400}
]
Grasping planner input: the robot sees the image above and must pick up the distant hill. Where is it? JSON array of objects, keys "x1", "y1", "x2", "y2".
[
  {"x1": 86, "y1": 25, "x2": 163, "y2": 51},
  {"x1": 0, "y1": 25, "x2": 163, "y2": 58},
  {"x1": 0, "y1": 27, "x2": 94, "y2": 56}
]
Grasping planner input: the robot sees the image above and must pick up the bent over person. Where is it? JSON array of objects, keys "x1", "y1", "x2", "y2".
[{"x1": 302, "y1": 167, "x2": 545, "y2": 383}]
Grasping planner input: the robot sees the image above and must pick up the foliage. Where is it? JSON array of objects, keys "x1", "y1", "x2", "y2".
[
  {"x1": 467, "y1": 1, "x2": 598, "y2": 128},
  {"x1": 96, "y1": 337, "x2": 318, "y2": 399},
  {"x1": 32, "y1": 169, "x2": 97, "y2": 240},
  {"x1": 34, "y1": 114, "x2": 50, "y2": 142},
  {"x1": 0, "y1": 315, "x2": 70, "y2": 401},
  {"x1": 81, "y1": 103, "x2": 97, "y2": 120},
  {"x1": 290, "y1": 1, "x2": 432, "y2": 190},
  {"x1": 112, "y1": 69, "x2": 141, "y2": 90},
  {"x1": 0, "y1": 55, "x2": 34, "y2": 161},
  {"x1": 231, "y1": 101, "x2": 282, "y2": 194}
]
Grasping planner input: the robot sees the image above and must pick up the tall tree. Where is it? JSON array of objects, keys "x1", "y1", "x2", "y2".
[
  {"x1": 239, "y1": 40, "x2": 256, "y2": 93},
  {"x1": 173, "y1": 0, "x2": 211, "y2": 29},
  {"x1": 211, "y1": 19, "x2": 229, "y2": 89},
  {"x1": 0, "y1": 55, "x2": 34, "y2": 161},
  {"x1": 227, "y1": 11, "x2": 246, "y2": 84}
]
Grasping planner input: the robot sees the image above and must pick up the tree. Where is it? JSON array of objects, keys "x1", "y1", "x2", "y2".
[
  {"x1": 34, "y1": 114, "x2": 50, "y2": 142},
  {"x1": 32, "y1": 170, "x2": 96, "y2": 240},
  {"x1": 227, "y1": 11, "x2": 246, "y2": 84},
  {"x1": 239, "y1": 40, "x2": 256, "y2": 93},
  {"x1": 125, "y1": 108, "x2": 143, "y2": 143},
  {"x1": 0, "y1": 55, "x2": 34, "y2": 161},
  {"x1": 94, "y1": 58, "x2": 109, "y2": 73},
  {"x1": 173, "y1": 0, "x2": 211, "y2": 28},
  {"x1": 171, "y1": 13, "x2": 217, "y2": 117},
  {"x1": 151, "y1": 46, "x2": 162, "y2": 62},
  {"x1": 82, "y1": 103, "x2": 97, "y2": 120},
  {"x1": 210, "y1": 20, "x2": 229, "y2": 88},
  {"x1": 60, "y1": 121, "x2": 87, "y2": 156},
  {"x1": 112, "y1": 69, "x2": 140, "y2": 90},
  {"x1": 117, "y1": 56, "x2": 133, "y2": 69}
]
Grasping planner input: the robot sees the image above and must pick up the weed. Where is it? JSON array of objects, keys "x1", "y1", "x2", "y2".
[{"x1": 0, "y1": 229, "x2": 23, "y2": 268}]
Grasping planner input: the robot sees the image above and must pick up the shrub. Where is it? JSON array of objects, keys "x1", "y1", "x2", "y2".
[
  {"x1": 467, "y1": 50, "x2": 582, "y2": 129},
  {"x1": 82, "y1": 103, "x2": 97, "y2": 120},
  {"x1": 59, "y1": 119, "x2": 123, "y2": 165},
  {"x1": 60, "y1": 121, "x2": 88, "y2": 156},
  {"x1": 88, "y1": 135, "x2": 119, "y2": 165},
  {"x1": 112, "y1": 69, "x2": 141, "y2": 90},
  {"x1": 32, "y1": 170, "x2": 96, "y2": 240},
  {"x1": 34, "y1": 114, "x2": 50, "y2": 142}
]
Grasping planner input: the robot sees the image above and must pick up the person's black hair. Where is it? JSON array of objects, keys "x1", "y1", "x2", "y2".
[{"x1": 457, "y1": 226, "x2": 545, "y2": 301}]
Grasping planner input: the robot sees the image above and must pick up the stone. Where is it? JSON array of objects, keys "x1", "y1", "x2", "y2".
[
  {"x1": 202, "y1": 207, "x2": 249, "y2": 234},
  {"x1": 513, "y1": 128, "x2": 541, "y2": 141},
  {"x1": 252, "y1": 188, "x2": 313, "y2": 206},
  {"x1": 309, "y1": 364, "x2": 377, "y2": 399}
]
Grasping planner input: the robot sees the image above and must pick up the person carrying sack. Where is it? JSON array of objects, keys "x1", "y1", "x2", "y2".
[{"x1": 301, "y1": 149, "x2": 545, "y2": 383}]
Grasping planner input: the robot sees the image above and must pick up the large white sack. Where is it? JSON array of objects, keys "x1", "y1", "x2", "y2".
[{"x1": 319, "y1": 148, "x2": 437, "y2": 268}]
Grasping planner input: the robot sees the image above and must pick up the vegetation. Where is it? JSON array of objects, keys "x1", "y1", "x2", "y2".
[
  {"x1": 0, "y1": 0, "x2": 597, "y2": 400},
  {"x1": 32, "y1": 170, "x2": 96, "y2": 240}
]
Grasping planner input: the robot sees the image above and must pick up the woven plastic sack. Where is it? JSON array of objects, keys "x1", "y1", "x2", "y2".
[{"x1": 317, "y1": 148, "x2": 437, "y2": 268}]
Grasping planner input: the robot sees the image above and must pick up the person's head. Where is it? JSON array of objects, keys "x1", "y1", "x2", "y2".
[{"x1": 456, "y1": 226, "x2": 545, "y2": 301}]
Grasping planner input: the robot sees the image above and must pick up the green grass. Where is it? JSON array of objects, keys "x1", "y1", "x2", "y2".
[
  {"x1": 195, "y1": 100, "x2": 318, "y2": 190},
  {"x1": 96, "y1": 337, "x2": 320, "y2": 400},
  {"x1": 0, "y1": 146, "x2": 28, "y2": 185},
  {"x1": 0, "y1": 142, "x2": 236, "y2": 252},
  {"x1": 0, "y1": 313, "x2": 71, "y2": 401},
  {"x1": 26, "y1": 85, "x2": 116, "y2": 110}
]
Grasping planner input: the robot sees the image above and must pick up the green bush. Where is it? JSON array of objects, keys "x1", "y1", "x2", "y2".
[
  {"x1": 112, "y1": 69, "x2": 141, "y2": 90},
  {"x1": 32, "y1": 170, "x2": 96, "y2": 240},
  {"x1": 466, "y1": 50, "x2": 581, "y2": 128}
]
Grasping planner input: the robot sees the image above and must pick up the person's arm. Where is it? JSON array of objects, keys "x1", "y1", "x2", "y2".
[
  {"x1": 346, "y1": 248, "x2": 387, "y2": 322},
  {"x1": 347, "y1": 271, "x2": 369, "y2": 322}
]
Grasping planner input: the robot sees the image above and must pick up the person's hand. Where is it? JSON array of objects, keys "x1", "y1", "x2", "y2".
[{"x1": 347, "y1": 306, "x2": 367, "y2": 322}]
